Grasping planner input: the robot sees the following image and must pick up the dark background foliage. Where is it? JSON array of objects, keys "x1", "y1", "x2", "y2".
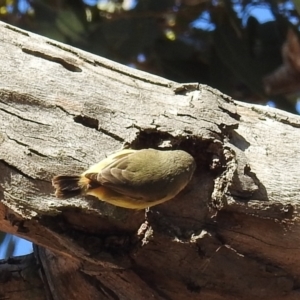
[{"x1": 0, "y1": 0, "x2": 299, "y2": 256}]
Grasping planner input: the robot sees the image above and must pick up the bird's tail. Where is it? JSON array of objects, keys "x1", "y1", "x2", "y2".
[{"x1": 52, "y1": 175, "x2": 84, "y2": 199}]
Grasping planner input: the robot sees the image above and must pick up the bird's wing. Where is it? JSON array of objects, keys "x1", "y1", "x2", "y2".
[
  {"x1": 83, "y1": 149, "x2": 137, "y2": 174},
  {"x1": 84, "y1": 153, "x2": 143, "y2": 199}
]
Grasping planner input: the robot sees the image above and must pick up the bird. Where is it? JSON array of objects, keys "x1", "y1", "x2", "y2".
[{"x1": 52, "y1": 148, "x2": 196, "y2": 209}]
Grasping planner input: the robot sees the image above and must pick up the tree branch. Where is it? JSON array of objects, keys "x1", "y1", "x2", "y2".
[{"x1": 1, "y1": 21, "x2": 300, "y2": 300}]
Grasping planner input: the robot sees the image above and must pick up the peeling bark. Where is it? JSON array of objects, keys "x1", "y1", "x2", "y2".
[{"x1": 1, "y1": 21, "x2": 300, "y2": 300}]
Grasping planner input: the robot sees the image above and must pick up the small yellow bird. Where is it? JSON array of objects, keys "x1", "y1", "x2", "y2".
[{"x1": 52, "y1": 148, "x2": 196, "y2": 209}]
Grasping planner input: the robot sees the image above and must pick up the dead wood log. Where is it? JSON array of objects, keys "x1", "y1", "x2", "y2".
[{"x1": 1, "y1": 21, "x2": 300, "y2": 300}]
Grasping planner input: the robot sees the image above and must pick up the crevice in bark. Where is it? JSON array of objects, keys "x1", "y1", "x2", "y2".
[
  {"x1": 0, "y1": 160, "x2": 36, "y2": 181},
  {"x1": 5, "y1": 134, "x2": 49, "y2": 159},
  {"x1": 0, "y1": 106, "x2": 49, "y2": 126},
  {"x1": 4, "y1": 24, "x2": 29, "y2": 36},
  {"x1": 97, "y1": 127, "x2": 125, "y2": 142},
  {"x1": 172, "y1": 82, "x2": 199, "y2": 94},
  {"x1": 22, "y1": 48, "x2": 82, "y2": 72},
  {"x1": 88, "y1": 274, "x2": 121, "y2": 300},
  {"x1": 54, "y1": 105, "x2": 75, "y2": 116},
  {"x1": 250, "y1": 106, "x2": 300, "y2": 128},
  {"x1": 218, "y1": 105, "x2": 241, "y2": 122},
  {"x1": 73, "y1": 115, "x2": 99, "y2": 130}
]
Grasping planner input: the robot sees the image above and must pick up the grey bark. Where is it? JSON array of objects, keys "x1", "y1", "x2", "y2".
[{"x1": 0, "y1": 21, "x2": 300, "y2": 300}]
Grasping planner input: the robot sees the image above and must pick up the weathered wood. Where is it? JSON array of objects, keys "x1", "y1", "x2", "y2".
[
  {"x1": 1, "y1": 21, "x2": 300, "y2": 300},
  {"x1": 0, "y1": 254, "x2": 47, "y2": 300}
]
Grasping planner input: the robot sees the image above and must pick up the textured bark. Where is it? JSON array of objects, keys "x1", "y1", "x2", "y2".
[
  {"x1": 0, "y1": 253, "x2": 47, "y2": 300},
  {"x1": 1, "y1": 21, "x2": 300, "y2": 300}
]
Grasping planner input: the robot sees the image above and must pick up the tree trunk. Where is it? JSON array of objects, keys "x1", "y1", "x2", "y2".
[{"x1": 1, "y1": 21, "x2": 300, "y2": 300}]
